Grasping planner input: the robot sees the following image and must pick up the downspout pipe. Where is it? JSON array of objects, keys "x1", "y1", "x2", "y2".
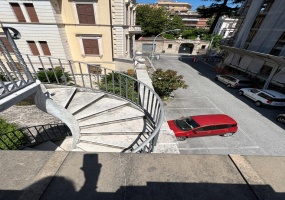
[{"x1": 109, "y1": 0, "x2": 114, "y2": 61}]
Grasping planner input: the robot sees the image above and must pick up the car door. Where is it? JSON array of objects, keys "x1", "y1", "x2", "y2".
[
  {"x1": 245, "y1": 88, "x2": 259, "y2": 100},
  {"x1": 193, "y1": 126, "x2": 214, "y2": 137}
]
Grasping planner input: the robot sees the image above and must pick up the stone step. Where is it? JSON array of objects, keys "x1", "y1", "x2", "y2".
[
  {"x1": 67, "y1": 92, "x2": 105, "y2": 114},
  {"x1": 53, "y1": 137, "x2": 73, "y2": 151},
  {"x1": 47, "y1": 87, "x2": 76, "y2": 108},
  {"x1": 32, "y1": 141, "x2": 64, "y2": 151},
  {"x1": 80, "y1": 134, "x2": 140, "y2": 149},
  {"x1": 76, "y1": 142, "x2": 122, "y2": 152},
  {"x1": 78, "y1": 106, "x2": 144, "y2": 127},
  {"x1": 73, "y1": 97, "x2": 128, "y2": 120},
  {"x1": 80, "y1": 118, "x2": 145, "y2": 134}
]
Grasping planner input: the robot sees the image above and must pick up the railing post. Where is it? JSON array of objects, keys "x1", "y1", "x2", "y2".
[{"x1": 2, "y1": 27, "x2": 34, "y2": 83}]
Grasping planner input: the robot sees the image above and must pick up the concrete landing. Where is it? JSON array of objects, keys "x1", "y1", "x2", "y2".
[{"x1": 1, "y1": 151, "x2": 285, "y2": 200}]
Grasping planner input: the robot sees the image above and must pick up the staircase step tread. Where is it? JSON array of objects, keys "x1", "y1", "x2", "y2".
[
  {"x1": 76, "y1": 142, "x2": 122, "y2": 152},
  {"x1": 74, "y1": 98, "x2": 128, "y2": 120},
  {"x1": 53, "y1": 137, "x2": 73, "y2": 151},
  {"x1": 32, "y1": 141, "x2": 64, "y2": 151},
  {"x1": 67, "y1": 92, "x2": 104, "y2": 114},
  {"x1": 80, "y1": 118, "x2": 145, "y2": 133},
  {"x1": 47, "y1": 87, "x2": 76, "y2": 108},
  {"x1": 78, "y1": 106, "x2": 144, "y2": 126},
  {"x1": 80, "y1": 135, "x2": 140, "y2": 148}
]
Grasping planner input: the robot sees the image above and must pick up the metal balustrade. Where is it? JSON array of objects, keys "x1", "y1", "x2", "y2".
[
  {"x1": 0, "y1": 27, "x2": 164, "y2": 153},
  {"x1": 0, "y1": 123, "x2": 71, "y2": 150}
]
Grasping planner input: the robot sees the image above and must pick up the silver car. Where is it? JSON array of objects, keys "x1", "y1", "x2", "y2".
[{"x1": 215, "y1": 75, "x2": 252, "y2": 88}]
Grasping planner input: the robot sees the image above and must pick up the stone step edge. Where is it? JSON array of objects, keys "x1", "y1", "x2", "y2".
[
  {"x1": 75, "y1": 103, "x2": 129, "y2": 121},
  {"x1": 71, "y1": 93, "x2": 105, "y2": 115},
  {"x1": 78, "y1": 139, "x2": 127, "y2": 150},
  {"x1": 79, "y1": 116, "x2": 144, "y2": 128}
]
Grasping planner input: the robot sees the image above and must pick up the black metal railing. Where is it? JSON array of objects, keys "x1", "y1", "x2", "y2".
[{"x1": 0, "y1": 123, "x2": 71, "y2": 150}]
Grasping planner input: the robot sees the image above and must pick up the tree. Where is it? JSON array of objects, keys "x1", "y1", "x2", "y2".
[
  {"x1": 151, "y1": 68, "x2": 188, "y2": 98},
  {"x1": 197, "y1": 0, "x2": 244, "y2": 34},
  {"x1": 136, "y1": 5, "x2": 183, "y2": 37}
]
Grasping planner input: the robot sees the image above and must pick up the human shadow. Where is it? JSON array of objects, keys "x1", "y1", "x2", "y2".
[{"x1": 1, "y1": 153, "x2": 285, "y2": 200}]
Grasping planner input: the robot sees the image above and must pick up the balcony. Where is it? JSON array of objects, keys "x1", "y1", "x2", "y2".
[{"x1": 128, "y1": 26, "x2": 142, "y2": 34}]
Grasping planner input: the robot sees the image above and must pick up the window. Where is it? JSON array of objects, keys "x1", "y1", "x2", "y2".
[
  {"x1": 258, "y1": 93, "x2": 271, "y2": 99},
  {"x1": 201, "y1": 45, "x2": 206, "y2": 49},
  {"x1": 39, "y1": 41, "x2": 51, "y2": 55},
  {"x1": 0, "y1": 37, "x2": 14, "y2": 53},
  {"x1": 10, "y1": 3, "x2": 26, "y2": 22},
  {"x1": 27, "y1": 41, "x2": 40, "y2": 55},
  {"x1": 76, "y1": 4, "x2": 95, "y2": 24},
  {"x1": 88, "y1": 65, "x2": 102, "y2": 74},
  {"x1": 24, "y1": 3, "x2": 39, "y2": 22},
  {"x1": 168, "y1": 44, "x2": 173, "y2": 49},
  {"x1": 82, "y1": 39, "x2": 99, "y2": 55}
]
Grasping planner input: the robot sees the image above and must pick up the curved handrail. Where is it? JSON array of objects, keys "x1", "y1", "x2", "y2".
[{"x1": 18, "y1": 54, "x2": 164, "y2": 153}]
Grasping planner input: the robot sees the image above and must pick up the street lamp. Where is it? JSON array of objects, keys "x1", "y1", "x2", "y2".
[{"x1": 151, "y1": 29, "x2": 181, "y2": 61}]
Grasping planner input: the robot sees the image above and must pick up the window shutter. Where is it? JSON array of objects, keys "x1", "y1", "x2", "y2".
[
  {"x1": 39, "y1": 41, "x2": 51, "y2": 55},
  {"x1": 10, "y1": 3, "x2": 26, "y2": 22},
  {"x1": 25, "y1": 3, "x2": 39, "y2": 22},
  {"x1": 83, "y1": 39, "x2": 99, "y2": 55},
  {"x1": 27, "y1": 41, "x2": 40, "y2": 55},
  {"x1": 76, "y1": 4, "x2": 95, "y2": 24},
  {"x1": 0, "y1": 37, "x2": 14, "y2": 53}
]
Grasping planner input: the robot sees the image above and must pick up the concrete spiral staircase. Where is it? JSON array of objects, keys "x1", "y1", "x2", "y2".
[{"x1": 28, "y1": 85, "x2": 146, "y2": 152}]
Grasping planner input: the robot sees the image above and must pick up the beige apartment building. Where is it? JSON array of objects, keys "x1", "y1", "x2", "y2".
[
  {"x1": 155, "y1": 1, "x2": 208, "y2": 28},
  {"x1": 0, "y1": 0, "x2": 141, "y2": 73}
]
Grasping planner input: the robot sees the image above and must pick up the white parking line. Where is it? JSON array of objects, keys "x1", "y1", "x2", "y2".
[{"x1": 179, "y1": 146, "x2": 260, "y2": 150}]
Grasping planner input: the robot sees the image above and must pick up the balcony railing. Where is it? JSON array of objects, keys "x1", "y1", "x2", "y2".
[
  {"x1": 0, "y1": 27, "x2": 164, "y2": 153},
  {"x1": 128, "y1": 26, "x2": 142, "y2": 33}
]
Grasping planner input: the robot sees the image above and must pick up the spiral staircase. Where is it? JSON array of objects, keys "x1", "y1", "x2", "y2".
[
  {"x1": 29, "y1": 85, "x2": 146, "y2": 152},
  {"x1": 0, "y1": 27, "x2": 164, "y2": 153}
]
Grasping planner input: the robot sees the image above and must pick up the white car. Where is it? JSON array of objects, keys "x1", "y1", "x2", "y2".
[
  {"x1": 238, "y1": 88, "x2": 285, "y2": 107},
  {"x1": 215, "y1": 75, "x2": 252, "y2": 88}
]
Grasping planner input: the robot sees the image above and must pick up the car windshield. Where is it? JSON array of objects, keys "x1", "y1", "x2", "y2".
[{"x1": 175, "y1": 117, "x2": 200, "y2": 131}]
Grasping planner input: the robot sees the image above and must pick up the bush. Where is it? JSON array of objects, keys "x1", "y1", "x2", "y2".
[
  {"x1": 0, "y1": 118, "x2": 26, "y2": 150},
  {"x1": 99, "y1": 72, "x2": 138, "y2": 102},
  {"x1": 36, "y1": 66, "x2": 72, "y2": 84},
  {"x1": 151, "y1": 68, "x2": 188, "y2": 98}
]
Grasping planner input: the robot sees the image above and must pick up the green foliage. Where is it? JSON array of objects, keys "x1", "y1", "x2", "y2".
[
  {"x1": 181, "y1": 28, "x2": 209, "y2": 39},
  {"x1": 165, "y1": 15, "x2": 184, "y2": 32},
  {"x1": 0, "y1": 118, "x2": 25, "y2": 150},
  {"x1": 197, "y1": 0, "x2": 244, "y2": 33},
  {"x1": 202, "y1": 34, "x2": 224, "y2": 49},
  {"x1": 36, "y1": 66, "x2": 72, "y2": 84},
  {"x1": 136, "y1": 5, "x2": 183, "y2": 37},
  {"x1": 151, "y1": 68, "x2": 188, "y2": 98},
  {"x1": 100, "y1": 72, "x2": 138, "y2": 102}
]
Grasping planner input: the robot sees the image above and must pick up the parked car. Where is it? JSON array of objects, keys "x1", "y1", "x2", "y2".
[
  {"x1": 215, "y1": 75, "x2": 252, "y2": 88},
  {"x1": 167, "y1": 114, "x2": 238, "y2": 141},
  {"x1": 276, "y1": 114, "x2": 285, "y2": 124},
  {"x1": 238, "y1": 88, "x2": 285, "y2": 107}
]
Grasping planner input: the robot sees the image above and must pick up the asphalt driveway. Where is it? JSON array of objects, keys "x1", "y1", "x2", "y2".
[{"x1": 153, "y1": 54, "x2": 285, "y2": 156}]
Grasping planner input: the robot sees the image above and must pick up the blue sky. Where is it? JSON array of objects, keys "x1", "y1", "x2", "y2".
[{"x1": 136, "y1": 0, "x2": 213, "y2": 10}]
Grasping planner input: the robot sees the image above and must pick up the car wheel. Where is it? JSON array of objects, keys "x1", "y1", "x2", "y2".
[
  {"x1": 215, "y1": 77, "x2": 218, "y2": 81},
  {"x1": 238, "y1": 91, "x2": 243, "y2": 96},
  {"x1": 226, "y1": 84, "x2": 231, "y2": 88},
  {"x1": 176, "y1": 136, "x2": 187, "y2": 141},
  {"x1": 222, "y1": 133, "x2": 234, "y2": 137},
  {"x1": 255, "y1": 101, "x2": 262, "y2": 107},
  {"x1": 277, "y1": 116, "x2": 285, "y2": 124}
]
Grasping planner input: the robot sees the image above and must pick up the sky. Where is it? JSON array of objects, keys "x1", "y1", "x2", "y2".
[{"x1": 136, "y1": 0, "x2": 213, "y2": 10}]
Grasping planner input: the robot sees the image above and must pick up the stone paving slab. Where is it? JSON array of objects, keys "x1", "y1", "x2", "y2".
[{"x1": 2, "y1": 152, "x2": 285, "y2": 200}]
